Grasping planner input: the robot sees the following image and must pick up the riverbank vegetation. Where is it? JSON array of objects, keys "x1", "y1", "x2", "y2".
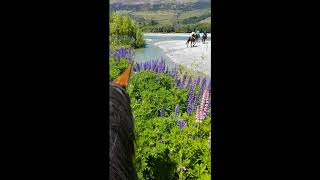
[
  {"x1": 109, "y1": 12, "x2": 145, "y2": 50},
  {"x1": 142, "y1": 22, "x2": 211, "y2": 33}
]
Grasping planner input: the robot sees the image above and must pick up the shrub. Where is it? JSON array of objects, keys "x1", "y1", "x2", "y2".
[{"x1": 109, "y1": 12, "x2": 145, "y2": 49}]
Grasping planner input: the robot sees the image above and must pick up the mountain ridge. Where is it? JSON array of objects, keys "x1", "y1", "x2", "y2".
[{"x1": 109, "y1": 0, "x2": 211, "y2": 11}]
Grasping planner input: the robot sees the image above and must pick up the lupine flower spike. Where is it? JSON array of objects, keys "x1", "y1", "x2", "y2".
[
  {"x1": 177, "y1": 119, "x2": 187, "y2": 131},
  {"x1": 174, "y1": 104, "x2": 180, "y2": 118}
]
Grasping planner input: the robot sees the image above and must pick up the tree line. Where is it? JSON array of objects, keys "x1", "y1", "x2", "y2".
[{"x1": 142, "y1": 22, "x2": 211, "y2": 33}]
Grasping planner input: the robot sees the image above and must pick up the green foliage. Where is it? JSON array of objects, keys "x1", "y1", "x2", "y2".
[
  {"x1": 128, "y1": 71, "x2": 188, "y2": 120},
  {"x1": 150, "y1": 19, "x2": 158, "y2": 26},
  {"x1": 181, "y1": 13, "x2": 211, "y2": 24},
  {"x1": 109, "y1": 57, "x2": 129, "y2": 81},
  {"x1": 133, "y1": 114, "x2": 211, "y2": 179},
  {"x1": 109, "y1": 12, "x2": 145, "y2": 50},
  {"x1": 142, "y1": 22, "x2": 211, "y2": 33},
  {"x1": 110, "y1": 53, "x2": 212, "y2": 180},
  {"x1": 143, "y1": 24, "x2": 176, "y2": 33},
  {"x1": 175, "y1": 23, "x2": 211, "y2": 33},
  {"x1": 127, "y1": 71, "x2": 211, "y2": 180}
]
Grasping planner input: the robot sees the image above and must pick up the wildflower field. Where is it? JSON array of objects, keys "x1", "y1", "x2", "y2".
[{"x1": 110, "y1": 48, "x2": 212, "y2": 180}]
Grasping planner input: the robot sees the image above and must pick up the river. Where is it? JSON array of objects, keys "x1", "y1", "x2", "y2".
[{"x1": 134, "y1": 33, "x2": 211, "y2": 79}]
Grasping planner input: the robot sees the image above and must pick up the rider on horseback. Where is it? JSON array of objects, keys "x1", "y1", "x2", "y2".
[
  {"x1": 202, "y1": 31, "x2": 208, "y2": 44},
  {"x1": 195, "y1": 31, "x2": 201, "y2": 42},
  {"x1": 186, "y1": 32, "x2": 196, "y2": 48}
]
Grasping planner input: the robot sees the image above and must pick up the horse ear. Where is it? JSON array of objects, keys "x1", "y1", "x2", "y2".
[{"x1": 112, "y1": 61, "x2": 134, "y2": 89}]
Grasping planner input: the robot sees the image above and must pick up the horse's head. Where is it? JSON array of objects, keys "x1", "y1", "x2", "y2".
[
  {"x1": 112, "y1": 60, "x2": 134, "y2": 89},
  {"x1": 109, "y1": 60, "x2": 137, "y2": 180}
]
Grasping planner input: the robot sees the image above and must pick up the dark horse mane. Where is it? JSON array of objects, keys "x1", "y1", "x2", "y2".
[{"x1": 109, "y1": 62, "x2": 137, "y2": 180}]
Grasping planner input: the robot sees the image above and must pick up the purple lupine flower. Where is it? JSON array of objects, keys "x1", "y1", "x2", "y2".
[
  {"x1": 179, "y1": 74, "x2": 187, "y2": 89},
  {"x1": 173, "y1": 66, "x2": 177, "y2": 76},
  {"x1": 154, "y1": 64, "x2": 158, "y2": 73},
  {"x1": 204, "y1": 100, "x2": 211, "y2": 118},
  {"x1": 194, "y1": 77, "x2": 201, "y2": 86},
  {"x1": 118, "y1": 48, "x2": 122, "y2": 58},
  {"x1": 152, "y1": 60, "x2": 157, "y2": 71},
  {"x1": 195, "y1": 106, "x2": 203, "y2": 123},
  {"x1": 186, "y1": 76, "x2": 192, "y2": 89},
  {"x1": 186, "y1": 83, "x2": 195, "y2": 114},
  {"x1": 165, "y1": 66, "x2": 169, "y2": 74},
  {"x1": 158, "y1": 60, "x2": 163, "y2": 73},
  {"x1": 153, "y1": 63, "x2": 156, "y2": 72},
  {"x1": 159, "y1": 60, "x2": 165, "y2": 73},
  {"x1": 110, "y1": 48, "x2": 135, "y2": 62},
  {"x1": 174, "y1": 74, "x2": 179, "y2": 85},
  {"x1": 177, "y1": 119, "x2": 187, "y2": 131},
  {"x1": 160, "y1": 57, "x2": 165, "y2": 71},
  {"x1": 177, "y1": 78, "x2": 181, "y2": 88},
  {"x1": 143, "y1": 62, "x2": 146, "y2": 70},
  {"x1": 159, "y1": 64, "x2": 164, "y2": 73},
  {"x1": 200, "y1": 93, "x2": 206, "y2": 111},
  {"x1": 124, "y1": 48, "x2": 127, "y2": 59},
  {"x1": 160, "y1": 107, "x2": 164, "y2": 117},
  {"x1": 144, "y1": 62, "x2": 148, "y2": 70},
  {"x1": 157, "y1": 62, "x2": 162, "y2": 73},
  {"x1": 127, "y1": 48, "x2": 134, "y2": 60},
  {"x1": 192, "y1": 93, "x2": 200, "y2": 112},
  {"x1": 148, "y1": 62, "x2": 151, "y2": 70},
  {"x1": 143, "y1": 62, "x2": 147, "y2": 70},
  {"x1": 198, "y1": 78, "x2": 207, "y2": 97},
  {"x1": 136, "y1": 63, "x2": 141, "y2": 72},
  {"x1": 174, "y1": 104, "x2": 180, "y2": 118},
  {"x1": 200, "y1": 88, "x2": 210, "y2": 119},
  {"x1": 155, "y1": 61, "x2": 159, "y2": 73},
  {"x1": 160, "y1": 64, "x2": 164, "y2": 73}
]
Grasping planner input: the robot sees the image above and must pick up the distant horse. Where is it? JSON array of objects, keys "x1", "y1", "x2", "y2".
[
  {"x1": 186, "y1": 36, "x2": 196, "y2": 48},
  {"x1": 202, "y1": 33, "x2": 207, "y2": 44},
  {"x1": 109, "y1": 62, "x2": 138, "y2": 180}
]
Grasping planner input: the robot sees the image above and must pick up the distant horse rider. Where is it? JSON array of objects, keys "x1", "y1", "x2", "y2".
[
  {"x1": 186, "y1": 32, "x2": 196, "y2": 48},
  {"x1": 202, "y1": 31, "x2": 208, "y2": 44},
  {"x1": 195, "y1": 30, "x2": 201, "y2": 42}
]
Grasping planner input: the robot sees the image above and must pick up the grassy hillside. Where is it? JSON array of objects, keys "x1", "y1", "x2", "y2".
[
  {"x1": 109, "y1": 0, "x2": 211, "y2": 33},
  {"x1": 109, "y1": 0, "x2": 202, "y2": 5},
  {"x1": 198, "y1": 16, "x2": 211, "y2": 24},
  {"x1": 177, "y1": 8, "x2": 210, "y2": 22},
  {"x1": 132, "y1": 10, "x2": 178, "y2": 25}
]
